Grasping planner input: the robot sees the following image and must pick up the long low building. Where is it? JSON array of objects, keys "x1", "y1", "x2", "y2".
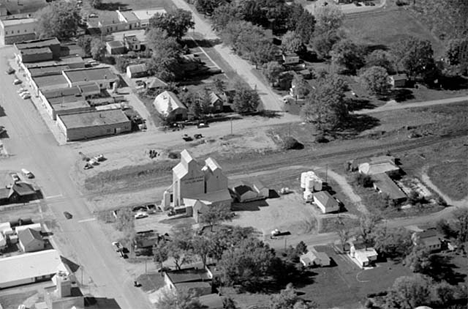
[
  {"x1": 56, "y1": 109, "x2": 131, "y2": 141},
  {"x1": 0, "y1": 249, "x2": 67, "y2": 289}
]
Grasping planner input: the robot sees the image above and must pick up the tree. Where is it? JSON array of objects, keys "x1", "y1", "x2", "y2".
[
  {"x1": 89, "y1": 0, "x2": 102, "y2": 9},
  {"x1": 200, "y1": 203, "x2": 233, "y2": 230},
  {"x1": 219, "y1": 238, "x2": 277, "y2": 291},
  {"x1": 365, "y1": 50, "x2": 396, "y2": 74},
  {"x1": 296, "y1": 241, "x2": 308, "y2": 255},
  {"x1": 392, "y1": 37, "x2": 436, "y2": 80},
  {"x1": 189, "y1": 100, "x2": 202, "y2": 119},
  {"x1": 371, "y1": 227, "x2": 413, "y2": 260},
  {"x1": 77, "y1": 35, "x2": 93, "y2": 57},
  {"x1": 146, "y1": 29, "x2": 183, "y2": 81},
  {"x1": 270, "y1": 284, "x2": 316, "y2": 309},
  {"x1": 196, "y1": 0, "x2": 227, "y2": 16},
  {"x1": 232, "y1": 82, "x2": 260, "y2": 114},
  {"x1": 453, "y1": 208, "x2": 468, "y2": 244},
  {"x1": 115, "y1": 57, "x2": 130, "y2": 73},
  {"x1": 359, "y1": 213, "x2": 381, "y2": 243},
  {"x1": 213, "y1": 78, "x2": 226, "y2": 93},
  {"x1": 336, "y1": 217, "x2": 353, "y2": 251},
  {"x1": 263, "y1": 61, "x2": 285, "y2": 85},
  {"x1": 210, "y1": 3, "x2": 242, "y2": 32},
  {"x1": 153, "y1": 242, "x2": 169, "y2": 271},
  {"x1": 155, "y1": 288, "x2": 204, "y2": 309},
  {"x1": 90, "y1": 38, "x2": 106, "y2": 61},
  {"x1": 208, "y1": 226, "x2": 255, "y2": 261},
  {"x1": 384, "y1": 274, "x2": 432, "y2": 309},
  {"x1": 311, "y1": 30, "x2": 341, "y2": 59},
  {"x1": 300, "y1": 73, "x2": 348, "y2": 132},
  {"x1": 360, "y1": 66, "x2": 391, "y2": 96},
  {"x1": 35, "y1": 1, "x2": 82, "y2": 40},
  {"x1": 198, "y1": 88, "x2": 212, "y2": 115},
  {"x1": 249, "y1": 41, "x2": 277, "y2": 68},
  {"x1": 331, "y1": 39, "x2": 365, "y2": 75},
  {"x1": 295, "y1": 11, "x2": 315, "y2": 45},
  {"x1": 149, "y1": 9, "x2": 195, "y2": 40},
  {"x1": 314, "y1": 3, "x2": 344, "y2": 35},
  {"x1": 404, "y1": 245, "x2": 435, "y2": 273},
  {"x1": 353, "y1": 173, "x2": 373, "y2": 188},
  {"x1": 114, "y1": 208, "x2": 134, "y2": 232},
  {"x1": 166, "y1": 228, "x2": 194, "y2": 270},
  {"x1": 282, "y1": 31, "x2": 306, "y2": 54}
]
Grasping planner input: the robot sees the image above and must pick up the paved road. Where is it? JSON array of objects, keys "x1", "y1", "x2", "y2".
[
  {"x1": 0, "y1": 46, "x2": 153, "y2": 309},
  {"x1": 170, "y1": 0, "x2": 284, "y2": 111},
  {"x1": 356, "y1": 96, "x2": 468, "y2": 115}
]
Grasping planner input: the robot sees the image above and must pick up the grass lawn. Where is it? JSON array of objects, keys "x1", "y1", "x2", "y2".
[
  {"x1": 427, "y1": 161, "x2": 468, "y2": 201},
  {"x1": 137, "y1": 272, "x2": 166, "y2": 292},
  {"x1": 344, "y1": 9, "x2": 444, "y2": 56},
  {"x1": 298, "y1": 245, "x2": 413, "y2": 308}
]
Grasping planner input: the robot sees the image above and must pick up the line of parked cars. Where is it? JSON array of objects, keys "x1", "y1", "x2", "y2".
[{"x1": 17, "y1": 87, "x2": 30, "y2": 99}]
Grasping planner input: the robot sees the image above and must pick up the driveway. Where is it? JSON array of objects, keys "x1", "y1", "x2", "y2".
[{"x1": 170, "y1": 0, "x2": 284, "y2": 111}]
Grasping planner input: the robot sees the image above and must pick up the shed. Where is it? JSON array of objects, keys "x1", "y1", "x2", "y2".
[
  {"x1": 18, "y1": 228, "x2": 44, "y2": 252},
  {"x1": 126, "y1": 63, "x2": 147, "y2": 78},
  {"x1": 390, "y1": 74, "x2": 408, "y2": 88},
  {"x1": 283, "y1": 53, "x2": 300, "y2": 65},
  {"x1": 106, "y1": 41, "x2": 126, "y2": 55},
  {"x1": 358, "y1": 162, "x2": 399, "y2": 176},
  {"x1": 313, "y1": 191, "x2": 340, "y2": 214}
]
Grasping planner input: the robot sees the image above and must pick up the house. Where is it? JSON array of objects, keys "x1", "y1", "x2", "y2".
[
  {"x1": 163, "y1": 267, "x2": 213, "y2": 296},
  {"x1": 232, "y1": 179, "x2": 269, "y2": 203},
  {"x1": 132, "y1": 8, "x2": 167, "y2": 28},
  {"x1": 349, "y1": 242, "x2": 378, "y2": 268},
  {"x1": 116, "y1": 10, "x2": 141, "y2": 30},
  {"x1": 0, "y1": 17, "x2": 37, "y2": 45},
  {"x1": 126, "y1": 63, "x2": 147, "y2": 78},
  {"x1": 18, "y1": 228, "x2": 44, "y2": 252},
  {"x1": 390, "y1": 74, "x2": 408, "y2": 88},
  {"x1": 300, "y1": 251, "x2": 330, "y2": 267},
  {"x1": 56, "y1": 109, "x2": 131, "y2": 141},
  {"x1": 162, "y1": 150, "x2": 231, "y2": 213},
  {"x1": 372, "y1": 173, "x2": 407, "y2": 203},
  {"x1": 283, "y1": 53, "x2": 300, "y2": 65},
  {"x1": 209, "y1": 92, "x2": 224, "y2": 112},
  {"x1": 62, "y1": 67, "x2": 119, "y2": 89},
  {"x1": 123, "y1": 34, "x2": 142, "y2": 51},
  {"x1": 313, "y1": 191, "x2": 340, "y2": 214},
  {"x1": 9, "y1": 182, "x2": 39, "y2": 203},
  {"x1": 0, "y1": 249, "x2": 67, "y2": 289},
  {"x1": 358, "y1": 161, "x2": 400, "y2": 176},
  {"x1": 106, "y1": 40, "x2": 126, "y2": 55},
  {"x1": 412, "y1": 229, "x2": 442, "y2": 252},
  {"x1": 147, "y1": 77, "x2": 168, "y2": 90},
  {"x1": 153, "y1": 91, "x2": 187, "y2": 121}
]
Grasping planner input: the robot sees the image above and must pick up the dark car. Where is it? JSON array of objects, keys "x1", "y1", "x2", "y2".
[
  {"x1": 6, "y1": 67, "x2": 15, "y2": 75},
  {"x1": 63, "y1": 211, "x2": 73, "y2": 219}
]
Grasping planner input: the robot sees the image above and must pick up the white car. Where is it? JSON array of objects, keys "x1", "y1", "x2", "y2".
[
  {"x1": 21, "y1": 93, "x2": 31, "y2": 100},
  {"x1": 134, "y1": 212, "x2": 148, "y2": 219},
  {"x1": 13, "y1": 79, "x2": 22, "y2": 85},
  {"x1": 21, "y1": 168, "x2": 34, "y2": 178}
]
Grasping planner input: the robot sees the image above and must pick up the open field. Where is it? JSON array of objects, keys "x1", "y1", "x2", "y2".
[
  {"x1": 427, "y1": 161, "x2": 468, "y2": 201},
  {"x1": 343, "y1": 8, "x2": 444, "y2": 56}
]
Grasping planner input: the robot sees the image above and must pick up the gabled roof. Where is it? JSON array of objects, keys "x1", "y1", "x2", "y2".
[
  {"x1": 78, "y1": 82, "x2": 100, "y2": 95},
  {"x1": 0, "y1": 188, "x2": 12, "y2": 199},
  {"x1": 209, "y1": 92, "x2": 222, "y2": 105},
  {"x1": 165, "y1": 268, "x2": 211, "y2": 284},
  {"x1": 18, "y1": 228, "x2": 43, "y2": 246},
  {"x1": 204, "y1": 157, "x2": 221, "y2": 172},
  {"x1": 359, "y1": 161, "x2": 399, "y2": 175},
  {"x1": 153, "y1": 91, "x2": 186, "y2": 115},
  {"x1": 127, "y1": 63, "x2": 147, "y2": 74},
  {"x1": 147, "y1": 77, "x2": 167, "y2": 89},
  {"x1": 390, "y1": 74, "x2": 408, "y2": 81},
  {"x1": 233, "y1": 184, "x2": 254, "y2": 196},
  {"x1": 12, "y1": 182, "x2": 36, "y2": 196},
  {"x1": 313, "y1": 191, "x2": 339, "y2": 212}
]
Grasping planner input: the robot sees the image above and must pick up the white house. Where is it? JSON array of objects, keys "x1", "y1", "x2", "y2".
[
  {"x1": 18, "y1": 228, "x2": 44, "y2": 252},
  {"x1": 349, "y1": 243, "x2": 378, "y2": 268},
  {"x1": 300, "y1": 251, "x2": 330, "y2": 267},
  {"x1": 313, "y1": 191, "x2": 340, "y2": 214},
  {"x1": 153, "y1": 91, "x2": 188, "y2": 121}
]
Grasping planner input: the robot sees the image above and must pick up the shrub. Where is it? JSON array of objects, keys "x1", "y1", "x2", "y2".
[
  {"x1": 168, "y1": 152, "x2": 180, "y2": 159},
  {"x1": 315, "y1": 134, "x2": 328, "y2": 143},
  {"x1": 436, "y1": 196, "x2": 447, "y2": 206},
  {"x1": 354, "y1": 173, "x2": 373, "y2": 187},
  {"x1": 282, "y1": 136, "x2": 304, "y2": 150}
]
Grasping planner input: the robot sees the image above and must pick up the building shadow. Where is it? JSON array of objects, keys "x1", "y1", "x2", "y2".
[
  {"x1": 231, "y1": 200, "x2": 269, "y2": 211},
  {"x1": 98, "y1": 2, "x2": 128, "y2": 11},
  {"x1": 84, "y1": 296, "x2": 121, "y2": 308}
]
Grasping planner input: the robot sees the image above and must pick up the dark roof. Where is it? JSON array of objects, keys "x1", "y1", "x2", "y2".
[
  {"x1": 233, "y1": 184, "x2": 254, "y2": 196},
  {"x1": 57, "y1": 110, "x2": 130, "y2": 129},
  {"x1": 33, "y1": 75, "x2": 69, "y2": 88},
  {"x1": 18, "y1": 228, "x2": 43, "y2": 245},
  {"x1": 166, "y1": 268, "x2": 211, "y2": 284},
  {"x1": 21, "y1": 47, "x2": 52, "y2": 55},
  {"x1": 0, "y1": 188, "x2": 12, "y2": 199},
  {"x1": 78, "y1": 82, "x2": 100, "y2": 95},
  {"x1": 12, "y1": 182, "x2": 36, "y2": 196},
  {"x1": 42, "y1": 86, "x2": 81, "y2": 99},
  {"x1": 107, "y1": 40, "x2": 125, "y2": 48},
  {"x1": 15, "y1": 38, "x2": 60, "y2": 50},
  {"x1": 419, "y1": 229, "x2": 438, "y2": 239},
  {"x1": 63, "y1": 67, "x2": 118, "y2": 83},
  {"x1": 28, "y1": 65, "x2": 70, "y2": 77},
  {"x1": 391, "y1": 74, "x2": 408, "y2": 81},
  {"x1": 147, "y1": 77, "x2": 167, "y2": 89}
]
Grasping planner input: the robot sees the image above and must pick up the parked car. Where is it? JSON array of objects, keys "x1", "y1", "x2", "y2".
[
  {"x1": 6, "y1": 67, "x2": 15, "y2": 75},
  {"x1": 194, "y1": 134, "x2": 203, "y2": 139},
  {"x1": 13, "y1": 79, "x2": 22, "y2": 85},
  {"x1": 135, "y1": 212, "x2": 148, "y2": 219},
  {"x1": 21, "y1": 93, "x2": 31, "y2": 100},
  {"x1": 182, "y1": 134, "x2": 193, "y2": 142},
  {"x1": 63, "y1": 211, "x2": 73, "y2": 219},
  {"x1": 21, "y1": 168, "x2": 34, "y2": 178},
  {"x1": 88, "y1": 13, "x2": 98, "y2": 18},
  {"x1": 84, "y1": 163, "x2": 93, "y2": 170},
  {"x1": 10, "y1": 173, "x2": 20, "y2": 182},
  {"x1": 17, "y1": 88, "x2": 27, "y2": 94}
]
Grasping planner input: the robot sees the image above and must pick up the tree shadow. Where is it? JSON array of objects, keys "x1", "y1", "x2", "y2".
[
  {"x1": 363, "y1": 44, "x2": 388, "y2": 54},
  {"x1": 98, "y1": 2, "x2": 128, "y2": 11},
  {"x1": 426, "y1": 254, "x2": 466, "y2": 284},
  {"x1": 256, "y1": 110, "x2": 282, "y2": 118},
  {"x1": 439, "y1": 75, "x2": 468, "y2": 90},
  {"x1": 389, "y1": 88, "x2": 414, "y2": 102},
  {"x1": 84, "y1": 296, "x2": 120, "y2": 308},
  {"x1": 339, "y1": 114, "x2": 381, "y2": 137},
  {"x1": 346, "y1": 98, "x2": 376, "y2": 111}
]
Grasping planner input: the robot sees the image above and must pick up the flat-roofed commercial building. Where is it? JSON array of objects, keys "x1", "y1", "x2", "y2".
[
  {"x1": 14, "y1": 37, "x2": 61, "y2": 59},
  {"x1": 56, "y1": 109, "x2": 131, "y2": 141},
  {"x1": 0, "y1": 17, "x2": 37, "y2": 45},
  {"x1": 62, "y1": 67, "x2": 119, "y2": 89},
  {"x1": 0, "y1": 249, "x2": 67, "y2": 289}
]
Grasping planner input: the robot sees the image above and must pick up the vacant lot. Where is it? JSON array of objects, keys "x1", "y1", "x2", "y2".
[
  {"x1": 427, "y1": 161, "x2": 468, "y2": 201},
  {"x1": 344, "y1": 8, "x2": 444, "y2": 56}
]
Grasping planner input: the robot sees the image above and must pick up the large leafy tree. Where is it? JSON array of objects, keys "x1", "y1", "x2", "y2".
[
  {"x1": 295, "y1": 11, "x2": 315, "y2": 45},
  {"x1": 314, "y1": 3, "x2": 344, "y2": 35},
  {"x1": 155, "y1": 288, "x2": 204, "y2": 309},
  {"x1": 384, "y1": 274, "x2": 432, "y2": 309},
  {"x1": 282, "y1": 31, "x2": 306, "y2": 54},
  {"x1": 77, "y1": 35, "x2": 93, "y2": 57},
  {"x1": 211, "y1": 3, "x2": 242, "y2": 32},
  {"x1": 392, "y1": 37, "x2": 436, "y2": 80},
  {"x1": 146, "y1": 29, "x2": 183, "y2": 81},
  {"x1": 360, "y1": 66, "x2": 391, "y2": 96},
  {"x1": 90, "y1": 38, "x2": 106, "y2": 61},
  {"x1": 300, "y1": 73, "x2": 348, "y2": 132},
  {"x1": 149, "y1": 9, "x2": 195, "y2": 40},
  {"x1": 453, "y1": 208, "x2": 468, "y2": 244},
  {"x1": 196, "y1": 0, "x2": 227, "y2": 16},
  {"x1": 371, "y1": 227, "x2": 413, "y2": 260},
  {"x1": 331, "y1": 39, "x2": 365, "y2": 75},
  {"x1": 232, "y1": 82, "x2": 260, "y2": 114},
  {"x1": 35, "y1": 1, "x2": 81, "y2": 40},
  {"x1": 263, "y1": 61, "x2": 285, "y2": 85},
  {"x1": 270, "y1": 284, "x2": 316, "y2": 309},
  {"x1": 200, "y1": 203, "x2": 233, "y2": 230},
  {"x1": 365, "y1": 50, "x2": 396, "y2": 74}
]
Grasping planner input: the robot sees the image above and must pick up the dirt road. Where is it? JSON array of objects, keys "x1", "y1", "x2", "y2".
[
  {"x1": 170, "y1": 0, "x2": 283, "y2": 111},
  {"x1": 0, "y1": 46, "x2": 153, "y2": 309}
]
